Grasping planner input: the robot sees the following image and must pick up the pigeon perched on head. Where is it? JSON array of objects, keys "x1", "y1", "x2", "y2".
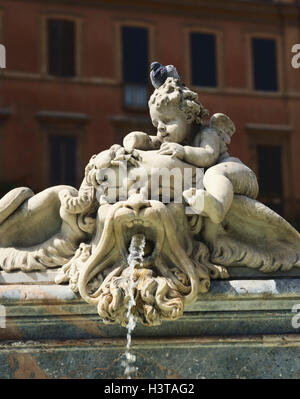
[{"x1": 150, "y1": 62, "x2": 181, "y2": 89}]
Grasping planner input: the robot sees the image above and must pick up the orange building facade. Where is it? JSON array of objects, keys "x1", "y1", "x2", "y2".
[{"x1": 0, "y1": 0, "x2": 300, "y2": 224}]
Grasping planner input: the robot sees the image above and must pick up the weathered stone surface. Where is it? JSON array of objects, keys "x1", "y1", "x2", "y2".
[
  {"x1": 0, "y1": 270, "x2": 59, "y2": 285},
  {"x1": 1, "y1": 336, "x2": 300, "y2": 379},
  {"x1": 0, "y1": 278, "x2": 300, "y2": 341}
]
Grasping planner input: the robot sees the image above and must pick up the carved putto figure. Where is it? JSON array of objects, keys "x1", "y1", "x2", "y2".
[
  {"x1": 125, "y1": 76, "x2": 259, "y2": 224},
  {"x1": 0, "y1": 65, "x2": 300, "y2": 327}
]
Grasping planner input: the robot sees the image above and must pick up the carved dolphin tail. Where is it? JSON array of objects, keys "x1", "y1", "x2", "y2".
[{"x1": 0, "y1": 187, "x2": 34, "y2": 225}]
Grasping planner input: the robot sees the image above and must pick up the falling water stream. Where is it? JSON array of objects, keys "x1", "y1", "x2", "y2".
[{"x1": 121, "y1": 233, "x2": 146, "y2": 379}]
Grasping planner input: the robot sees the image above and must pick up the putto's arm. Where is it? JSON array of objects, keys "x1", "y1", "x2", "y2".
[
  {"x1": 183, "y1": 128, "x2": 221, "y2": 167},
  {"x1": 123, "y1": 131, "x2": 161, "y2": 151}
]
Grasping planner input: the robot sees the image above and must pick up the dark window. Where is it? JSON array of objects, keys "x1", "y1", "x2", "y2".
[
  {"x1": 47, "y1": 19, "x2": 76, "y2": 77},
  {"x1": 49, "y1": 135, "x2": 77, "y2": 187},
  {"x1": 252, "y1": 38, "x2": 278, "y2": 91},
  {"x1": 122, "y1": 26, "x2": 148, "y2": 84},
  {"x1": 190, "y1": 32, "x2": 217, "y2": 87},
  {"x1": 122, "y1": 26, "x2": 148, "y2": 108},
  {"x1": 257, "y1": 145, "x2": 283, "y2": 215}
]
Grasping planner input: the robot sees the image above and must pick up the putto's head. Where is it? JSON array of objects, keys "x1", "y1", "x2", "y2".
[
  {"x1": 149, "y1": 77, "x2": 208, "y2": 124},
  {"x1": 148, "y1": 77, "x2": 209, "y2": 143}
]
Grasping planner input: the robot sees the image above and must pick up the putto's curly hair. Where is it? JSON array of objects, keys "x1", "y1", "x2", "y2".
[{"x1": 148, "y1": 77, "x2": 209, "y2": 125}]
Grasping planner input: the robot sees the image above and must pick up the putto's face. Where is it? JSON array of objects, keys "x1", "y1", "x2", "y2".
[{"x1": 150, "y1": 103, "x2": 192, "y2": 143}]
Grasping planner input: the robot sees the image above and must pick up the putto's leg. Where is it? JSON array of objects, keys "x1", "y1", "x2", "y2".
[
  {"x1": 184, "y1": 161, "x2": 259, "y2": 224},
  {"x1": 183, "y1": 187, "x2": 230, "y2": 224},
  {"x1": 202, "y1": 168, "x2": 234, "y2": 223}
]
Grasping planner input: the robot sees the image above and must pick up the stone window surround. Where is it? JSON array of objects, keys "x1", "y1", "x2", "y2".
[
  {"x1": 36, "y1": 110, "x2": 90, "y2": 189},
  {"x1": 245, "y1": 31, "x2": 284, "y2": 94},
  {"x1": 246, "y1": 123, "x2": 292, "y2": 218},
  {"x1": 40, "y1": 13, "x2": 83, "y2": 79},
  {"x1": 114, "y1": 19, "x2": 156, "y2": 85},
  {"x1": 183, "y1": 25, "x2": 224, "y2": 92}
]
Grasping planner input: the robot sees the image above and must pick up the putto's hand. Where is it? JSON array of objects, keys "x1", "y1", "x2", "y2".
[
  {"x1": 183, "y1": 188, "x2": 205, "y2": 215},
  {"x1": 157, "y1": 143, "x2": 185, "y2": 159}
]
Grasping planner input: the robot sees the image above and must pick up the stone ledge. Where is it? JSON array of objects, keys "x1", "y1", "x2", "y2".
[
  {"x1": 1, "y1": 334, "x2": 300, "y2": 350},
  {"x1": 0, "y1": 278, "x2": 299, "y2": 340},
  {"x1": 0, "y1": 270, "x2": 59, "y2": 285},
  {"x1": 1, "y1": 267, "x2": 300, "y2": 285},
  {"x1": 1, "y1": 278, "x2": 300, "y2": 306}
]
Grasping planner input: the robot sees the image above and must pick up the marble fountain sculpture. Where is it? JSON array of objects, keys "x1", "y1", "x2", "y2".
[{"x1": 1, "y1": 66, "x2": 300, "y2": 329}]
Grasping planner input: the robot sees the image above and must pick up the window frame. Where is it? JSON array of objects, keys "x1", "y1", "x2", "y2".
[
  {"x1": 40, "y1": 14, "x2": 82, "y2": 80},
  {"x1": 183, "y1": 26, "x2": 223, "y2": 91},
  {"x1": 119, "y1": 24, "x2": 150, "y2": 110},
  {"x1": 246, "y1": 32, "x2": 283, "y2": 94},
  {"x1": 48, "y1": 134, "x2": 78, "y2": 187},
  {"x1": 115, "y1": 20, "x2": 156, "y2": 111},
  {"x1": 115, "y1": 20, "x2": 156, "y2": 85},
  {"x1": 247, "y1": 124, "x2": 292, "y2": 218},
  {"x1": 36, "y1": 111, "x2": 89, "y2": 189}
]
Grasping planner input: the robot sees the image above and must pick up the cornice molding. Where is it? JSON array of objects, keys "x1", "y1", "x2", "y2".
[
  {"x1": 245, "y1": 122, "x2": 292, "y2": 135},
  {"x1": 9, "y1": 0, "x2": 300, "y2": 22},
  {"x1": 36, "y1": 110, "x2": 90, "y2": 125}
]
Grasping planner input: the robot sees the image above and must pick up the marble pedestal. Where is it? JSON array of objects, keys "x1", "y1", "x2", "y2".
[{"x1": 0, "y1": 268, "x2": 300, "y2": 379}]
